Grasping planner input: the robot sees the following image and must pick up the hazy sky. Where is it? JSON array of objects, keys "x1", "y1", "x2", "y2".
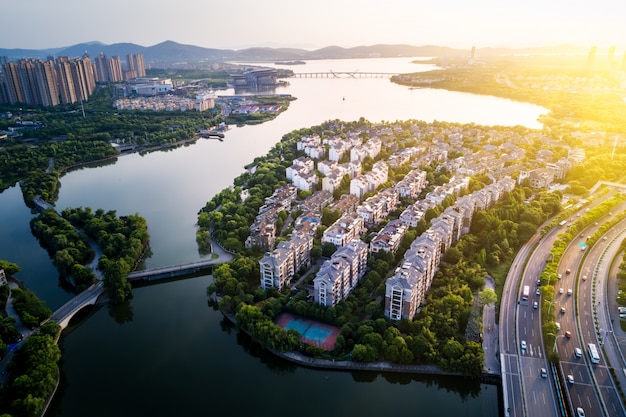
[{"x1": 3, "y1": 0, "x2": 624, "y2": 51}]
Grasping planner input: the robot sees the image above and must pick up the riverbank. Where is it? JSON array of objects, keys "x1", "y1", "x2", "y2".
[{"x1": 222, "y1": 311, "x2": 501, "y2": 382}]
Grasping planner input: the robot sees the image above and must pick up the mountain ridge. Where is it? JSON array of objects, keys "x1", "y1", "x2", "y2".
[{"x1": 0, "y1": 41, "x2": 593, "y2": 64}]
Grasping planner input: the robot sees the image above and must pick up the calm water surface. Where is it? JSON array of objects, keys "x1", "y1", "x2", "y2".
[{"x1": 0, "y1": 57, "x2": 546, "y2": 416}]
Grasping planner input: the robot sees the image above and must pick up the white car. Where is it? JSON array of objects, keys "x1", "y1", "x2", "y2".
[
  {"x1": 540, "y1": 368, "x2": 547, "y2": 378},
  {"x1": 559, "y1": 288, "x2": 564, "y2": 294},
  {"x1": 567, "y1": 374, "x2": 574, "y2": 384},
  {"x1": 533, "y1": 301, "x2": 538, "y2": 309},
  {"x1": 574, "y1": 347, "x2": 582, "y2": 358},
  {"x1": 555, "y1": 322, "x2": 561, "y2": 331},
  {"x1": 577, "y1": 407, "x2": 585, "y2": 417},
  {"x1": 561, "y1": 306, "x2": 566, "y2": 314},
  {"x1": 567, "y1": 288, "x2": 572, "y2": 296},
  {"x1": 521, "y1": 340, "x2": 527, "y2": 350}
]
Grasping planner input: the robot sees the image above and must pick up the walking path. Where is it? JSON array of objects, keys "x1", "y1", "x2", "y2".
[
  {"x1": 277, "y1": 350, "x2": 464, "y2": 376},
  {"x1": 0, "y1": 279, "x2": 35, "y2": 385},
  {"x1": 482, "y1": 275, "x2": 501, "y2": 375}
]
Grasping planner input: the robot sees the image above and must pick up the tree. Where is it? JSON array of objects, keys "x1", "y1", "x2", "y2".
[
  {"x1": 351, "y1": 344, "x2": 377, "y2": 362},
  {"x1": 0, "y1": 260, "x2": 21, "y2": 275},
  {"x1": 479, "y1": 288, "x2": 497, "y2": 306}
]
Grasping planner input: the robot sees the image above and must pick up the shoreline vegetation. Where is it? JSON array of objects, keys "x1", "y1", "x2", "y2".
[
  {"x1": 0, "y1": 86, "x2": 293, "y2": 207},
  {"x1": 391, "y1": 54, "x2": 626, "y2": 135}
]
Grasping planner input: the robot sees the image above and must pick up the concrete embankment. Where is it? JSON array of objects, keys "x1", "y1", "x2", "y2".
[{"x1": 223, "y1": 312, "x2": 499, "y2": 382}]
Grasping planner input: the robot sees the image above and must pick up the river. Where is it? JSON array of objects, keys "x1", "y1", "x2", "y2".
[{"x1": 0, "y1": 57, "x2": 546, "y2": 416}]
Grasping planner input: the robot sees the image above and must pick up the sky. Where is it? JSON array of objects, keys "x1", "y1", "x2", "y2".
[{"x1": 2, "y1": 0, "x2": 624, "y2": 51}]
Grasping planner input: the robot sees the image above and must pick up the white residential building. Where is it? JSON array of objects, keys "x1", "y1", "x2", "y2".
[
  {"x1": 322, "y1": 212, "x2": 364, "y2": 247},
  {"x1": 313, "y1": 239, "x2": 368, "y2": 307},
  {"x1": 286, "y1": 157, "x2": 314, "y2": 181}
]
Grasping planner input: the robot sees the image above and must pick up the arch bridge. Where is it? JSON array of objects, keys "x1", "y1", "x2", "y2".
[{"x1": 49, "y1": 259, "x2": 218, "y2": 329}]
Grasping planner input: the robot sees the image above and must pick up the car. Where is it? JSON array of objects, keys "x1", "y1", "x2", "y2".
[
  {"x1": 559, "y1": 287, "x2": 564, "y2": 294},
  {"x1": 533, "y1": 301, "x2": 538, "y2": 309},
  {"x1": 580, "y1": 233, "x2": 585, "y2": 237},
  {"x1": 536, "y1": 279, "x2": 541, "y2": 286},
  {"x1": 521, "y1": 340, "x2": 527, "y2": 350},
  {"x1": 618, "y1": 307, "x2": 626, "y2": 313},
  {"x1": 557, "y1": 273, "x2": 562, "y2": 279},
  {"x1": 577, "y1": 407, "x2": 585, "y2": 417},
  {"x1": 565, "y1": 331, "x2": 572, "y2": 338},
  {"x1": 603, "y1": 236, "x2": 608, "y2": 240},
  {"x1": 566, "y1": 269, "x2": 571, "y2": 274},
  {"x1": 582, "y1": 275, "x2": 587, "y2": 280},
  {"x1": 575, "y1": 347, "x2": 583, "y2": 358},
  {"x1": 567, "y1": 288, "x2": 573, "y2": 296},
  {"x1": 567, "y1": 374, "x2": 574, "y2": 384},
  {"x1": 561, "y1": 307, "x2": 566, "y2": 314},
  {"x1": 536, "y1": 288, "x2": 541, "y2": 296},
  {"x1": 540, "y1": 368, "x2": 548, "y2": 378},
  {"x1": 555, "y1": 322, "x2": 561, "y2": 331}
]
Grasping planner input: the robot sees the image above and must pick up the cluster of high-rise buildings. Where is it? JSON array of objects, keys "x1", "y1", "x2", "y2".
[{"x1": 0, "y1": 53, "x2": 146, "y2": 106}]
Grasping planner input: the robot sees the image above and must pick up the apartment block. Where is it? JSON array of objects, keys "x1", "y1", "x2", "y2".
[
  {"x1": 321, "y1": 212, "x2": 364, "y2": 247},
  {"x1": 313, "y1": 239, "x2": 368, "y2": 307}
]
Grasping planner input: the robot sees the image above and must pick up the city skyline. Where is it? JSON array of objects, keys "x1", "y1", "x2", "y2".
[{"x1": 3, "y1": 0, "x2": 624, "y2": 52}]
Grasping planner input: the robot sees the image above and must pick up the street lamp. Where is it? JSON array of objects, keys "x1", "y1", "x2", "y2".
[
  {"x1": 600, "y1": 329, "x2": 613, "y2": 346},
  {"x1": 552, "y1": 334, "x2": 565, "y2": 352}
]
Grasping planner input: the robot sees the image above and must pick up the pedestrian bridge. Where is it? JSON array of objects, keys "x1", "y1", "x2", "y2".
[
  {"x1": 127, "y1": 258, "x2": 217, "y2": 282},
  {"x1": 50, "y1": 258, "x2": 219, "y2": 329}
]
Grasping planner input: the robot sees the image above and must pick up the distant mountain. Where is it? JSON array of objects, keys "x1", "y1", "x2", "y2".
[{"x1": 0, "y1": 41, "x2": 593, "y2": 64}]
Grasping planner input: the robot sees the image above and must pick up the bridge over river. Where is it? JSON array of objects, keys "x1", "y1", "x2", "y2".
[
  {"x1": 49, "y1": 257, "x2": 222, "y2": 329},
  {"x1": 291, "y1": 71, "x2": 399, "y2": 78}
]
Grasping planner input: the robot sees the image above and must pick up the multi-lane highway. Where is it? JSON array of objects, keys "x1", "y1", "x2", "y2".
[
  {"x1": 555, "y1": 220, "x2": 606, "y2": 417},
  {"x1": 501, "y1": 226, "x2": 560, "y2": 417},
  {"x1": 574, "y1": 216, "x2": 626, "y2": 417},
  {"x1": 501, "y1": 192, "x2": 626, "y2": 417}
]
